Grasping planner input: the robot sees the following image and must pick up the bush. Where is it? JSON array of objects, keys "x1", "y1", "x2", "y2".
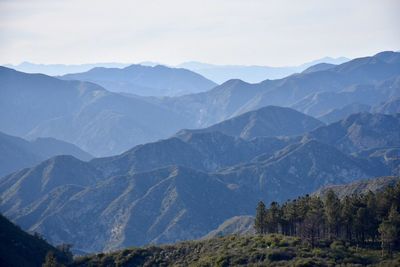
[{"x1": 267, "y1": 248, "x2": 295, "y2": 261}]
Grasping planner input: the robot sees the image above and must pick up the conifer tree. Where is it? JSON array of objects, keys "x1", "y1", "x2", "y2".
[
  {"x1": 324, "y1": 190, "x2": 341, "y2": 240},
  {"x1": 255, "y1": 201, "x2": 267, "y2": 235}
]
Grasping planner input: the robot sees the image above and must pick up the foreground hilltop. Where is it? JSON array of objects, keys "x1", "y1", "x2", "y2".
[{"x1": 72, "y1": 235, "x2": 399, "y2": 267}]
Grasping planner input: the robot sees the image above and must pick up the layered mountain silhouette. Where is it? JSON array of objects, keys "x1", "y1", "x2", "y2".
[
  {"x1": 176, "y1": 106, "x2": 324, "y2": 139},
  {"x1": 0, "y1": 67, "x2": 192, "y2": 156},
  {"x1": 177, "y1": 57, "x2": 349, "y2": 83},
  {"x1": 60, "y1": 64, "x2": 217, "y2": 96},
  {"x1": 304, "y1": 112, "x2": 400, "y2": 154},
  {"x1": 5, "y1": 62, "x2": 131, "y2": 76},
  {"x1": 0, "y1": 131, "x2": 92, "y2": 177},
  {"x1": 1, "y1": 110, "x2": 398, "y2": 252},
  {"x1": 2, "y1": 52, "x2": 398, "y2": 157},
  {"x1": 161, "y1": 51, "x2": 400, "y2": 127}
]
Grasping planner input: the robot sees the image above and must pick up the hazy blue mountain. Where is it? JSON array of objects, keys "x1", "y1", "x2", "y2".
[
  {"x1": 372, "y1": 97, "x2": 400, "y2": 114},
  {"x1": 0, "y1": 131, "x2": 92, "y2": 177},
  {"x1": 1, "y1": 112, "x2": 397, "y2": 252},
  {"x1": 292, "y1": 74, "x2": 400, "y2": 117},
  {"x1": 217, "y1": 139, "x2": 386, "y2": 203},
  {"x1": 60, "y1": 64, "x2": 217, "y2": 96},
  {"x1": 318, "y1": 103, "x2": 371, "y2": 124},
  {"x1": 0, "y1": 67, "x2": 192, "y2": 156},
  {"x1": 161, "y1": 51, "x2": 400, "y2": 127},
  {"x1": 176, "y1": 106, "x2": 324, "y2": 139},
  {"x1": 91, "y1": 131, "x2": 291, "y2": 177},
  {"x1": 177, "y1": 56, "x2": 349, "y2": 83},
  {"x1": 4, "y1": 62, "x2": 131, "y2": 76},
  {"x1": 301, "y1": 63, "x2": 336, "y2": 74},
  {"x1": 305, "y1": 112, "x2": 400, "y2": 154}
]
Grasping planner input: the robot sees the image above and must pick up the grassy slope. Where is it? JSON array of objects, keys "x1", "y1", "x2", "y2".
[{"x1": 73, "y1": 234, "x2": 400, "y2": 267}]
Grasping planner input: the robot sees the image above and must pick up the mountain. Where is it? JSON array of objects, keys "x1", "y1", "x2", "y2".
[
  {"x1": 176, "y1": 106, "x2": 324, "y2": 139},
  {"x1": 91, "y1": 131, "x2": 291, "y2": 177},
  {"x1": 301, "y1": 63, "x2": 336, "y2": 74},
  {"x1": 317, "y1": 103, "x2": 371, "y2": 124},
  {"x1": 372, "y1": 97, "x2": 400, "y2": 114},
  {"x1": 203, "y1": 216, "x2": 255, "y2": 239},
  {"x1": 0, "y1": 213, "x2": 69, "y2": 267},
  {"x1": 305, "y1": 112, "x2": 400, "y2": 154},
  {"x1": 0, "y1": 131, "x2": 92, "y2": 177},
  {"x1": 314, "y1": 176, "x2": 400, "y2": 199},
  {"x1": 2, "y1": 139, "x2": 378, "y2": 252},
  {"x1": 217, "y1": 139, "x2": 387, "y2": 204},
  {"x1": 0, "y1": 112, "x2": 397, "y2": 252},
  {"x1": 0, "y1": 67, "x2": 192, "y2": 156},
  {"x1": 60, "y1": 64, "x2": 217, "y2": 96},
  {"x1": 177, "y1": 56, "x2": 349, "y2": 83},
  {"x1": 291, "y1": 75, "x2": 400, "y2": 118},
  {"x1": 161, "y1": 51, "x2": 400, "y2": 127},
  {"x1": 4, "y1": 62, "x2": 131, "y2": 76},
  {"x1": 0, "y1": 165, "x2": 251, "y2": 252}
]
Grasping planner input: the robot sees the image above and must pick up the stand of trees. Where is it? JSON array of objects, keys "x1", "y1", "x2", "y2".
[{"x1": 255, "y1": 182, "x2": 400, "y2": 255}]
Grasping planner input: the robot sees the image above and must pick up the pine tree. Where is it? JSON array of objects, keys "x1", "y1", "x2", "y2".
[
  {"x1": 379, "y1": 220, "x2": 397, "y2": 256},
  {"x1": 255, "y1": 201, "x2": 267, "y2": 235},
  {"x1": 301, "y1": 197, "x2": 325, "y2": 247},
  {"x1": 324, "y1": 189, "x2": 341, "y2": 240},
  {"x1": 42, "y1": 251, "x2": 63, "y2": 267},
  {"x1": 266, "y1": 202, "x2": 281, "y2": 233}
]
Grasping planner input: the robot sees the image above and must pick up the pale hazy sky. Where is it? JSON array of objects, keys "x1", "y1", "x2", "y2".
[{"x1": 0, "y1": 0, "x2": 399, "y2": 66}]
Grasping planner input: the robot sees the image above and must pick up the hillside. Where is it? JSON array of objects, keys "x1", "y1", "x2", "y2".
[
  {"x1": 207, "y1": 175, "x2": 400, "y2": 239},
  {"x1": 0, "y1": 214, "x2": 70, "y2": 267},
  {"x1": 72, "y1": 234, "x2": 400, "y2": 267},
  {"x1": 0, "y1": 131, "x2": 92, "y2": 177},
  {"x1": 60, "y1": 64, "x2": 217, "y2": 96}
]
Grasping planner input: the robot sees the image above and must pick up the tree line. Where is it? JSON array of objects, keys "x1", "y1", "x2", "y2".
[{"x1": 255, "y1": 181, "x2": 400, "y2": 255}]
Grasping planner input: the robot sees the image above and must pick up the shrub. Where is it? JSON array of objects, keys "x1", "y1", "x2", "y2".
[{"x1": 267, "y1": 248, "x2": 295, "y2": 261}]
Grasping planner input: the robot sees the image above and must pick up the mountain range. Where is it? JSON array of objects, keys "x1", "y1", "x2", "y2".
[
  {"x1": 60, "y1": 64, "x2": 217, "y2": 96},
  {"x1": 6, "y1": 56, "x2": 349, "y2": 84},
  {"x1": 160, "y1": 51, "x2": 400, "y2": 127},
  {"x1": 1, "y1": 51, "x2": 398, "y2": 157},
  {"x1": 0, "y1": 66, "x2": 193, "y2": 156},
  {"x1": 1, "y1": 51, "x2": 399, "y2": 253},
  {"x1": 1, "y1": 109, "x2": 398, "y2": 252},
  {"x1": 177, "y1": 56, "x2": 350, "y2": 83},
  {"x1": 0, "y1": 131, "x2": 92, "y2": 177}
]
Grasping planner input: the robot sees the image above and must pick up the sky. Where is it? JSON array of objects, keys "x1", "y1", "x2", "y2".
[{"x1": 0, "y1": 0, "x2": 399, "y2": 66}]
